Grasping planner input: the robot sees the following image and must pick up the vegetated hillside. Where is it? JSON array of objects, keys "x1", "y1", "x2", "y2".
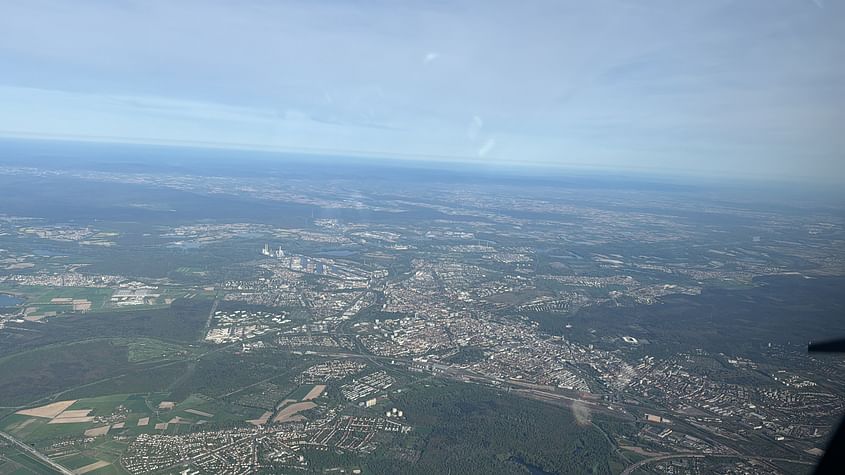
[
  {"x1": 0, "y1": 340, "x2": 132, "y2": 405},
  {"x1": 359, "y1": 382, "x2": 623, "y2": 475},
  {"x1": 533, "y1": 275, "x2": 845, "y2": 357}
]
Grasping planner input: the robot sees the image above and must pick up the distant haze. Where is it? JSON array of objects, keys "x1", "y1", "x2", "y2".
[{"x1": 0, "y1": 0, "x2": 843, "y2": 182}]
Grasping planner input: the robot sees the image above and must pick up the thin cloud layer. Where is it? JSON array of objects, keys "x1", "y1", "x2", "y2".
[{"x1": 0, "y1": 0, "x2": 842, "y2": 181}]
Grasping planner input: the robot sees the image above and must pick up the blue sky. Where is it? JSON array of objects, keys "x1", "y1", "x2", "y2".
[{"x1": 0, "y1": 0, "x2": 843, "y2": 181}]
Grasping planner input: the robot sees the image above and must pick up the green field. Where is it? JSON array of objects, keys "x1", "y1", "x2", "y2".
[
  {"x1": 115, "y1": 338, "x2": 195, "y2": 363},
  {"x1": 0, "y1": 285, "x2": 113, "y2": 315},
  {"x1": 285, "y1": 385, "x2": 317, "y2": 401},
  {"x1": 165, "y1": 393, "x2": 265, "y2": 427},
  {"x1": 2, "y1": 394, "x2": 150, "y2": 444},
  {"x1": 0, "y1": 445, "x2": 63, "y2": 475},
  {"x1": 0, "y1": 284, "x2": 192, "y2": 319},
  {"x1": 2, "y1": 389, "x2": 266, "y2": 449},
  {"x1": 51, "y1": 453, "x2": 99, "y2": 470},
  {"x1": 51, "y1": 438, "x2": 129, "y2": 475}
]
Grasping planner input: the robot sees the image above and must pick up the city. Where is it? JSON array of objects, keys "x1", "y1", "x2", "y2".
[{"x1": 0, "y1": 151, "x2": 843, "y2": 474}]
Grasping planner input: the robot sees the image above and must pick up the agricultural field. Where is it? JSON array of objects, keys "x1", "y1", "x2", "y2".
[
  {"x1": 0, "y1": 286, "x2": 113, "y2": 319},
  {"x1": 233, "y1": 382, "x2": 292, "y2": 410},
  {"x1": 4, "y1": 390, "x2": 266, "y2": 452},
  {"x1": 0, "y1": 283, "x2": 194, "y2": 320},
  {"x1": 0, "y1": 142, "x2": 841, "y2": 474},
  {"x1": 0, "y1": 445, "x2": 63, "y2": 475}
]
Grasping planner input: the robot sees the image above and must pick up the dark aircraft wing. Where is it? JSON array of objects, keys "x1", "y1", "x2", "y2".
[
  {"x1": 808, "y1": 339, "x2": 845, "y2": 353},
  {"x1": 808, "y1": 338, "x2": 845, "y2": 475}
]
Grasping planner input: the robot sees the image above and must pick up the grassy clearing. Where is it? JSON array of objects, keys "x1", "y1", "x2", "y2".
[
  {"x1": 5, "y1": 393, "x2": 158, "y2": 444},
  {"x1": 0, "y1": 446, "x2": 62, "y2": 474},
  {"x1": 2, "y1": 415, "x2": 49, "y2": 440},
  {"x1": 169, "y1": 394, "x2": 264, "y2": 425},
  {"x1": 68, "y1": 394, "x2": 147, "y2": 416},
  {"x1": 286, "y1": 385, "x2": 317, "y2": 401},
  {"x1": 1, "y1": 285, "x2": 113, "y2": 312},
  {"x1": 52, "y1": 453, "x2": 100, "y2": 470},
  {"x1": 115, "y1": 338, "x2": 193, "y2": 363}
]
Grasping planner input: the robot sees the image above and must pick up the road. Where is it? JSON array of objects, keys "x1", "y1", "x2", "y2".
[
  {"x1": 0, "y1": 430, "x2": 75, "y2": 475},
  {"x1": 289, "y1": 347, "x2": 819, "y2": 475},
  {"x1": 202, "y1": 298, "x2": 220, "y2": 335},
  {"x1": 620, "y1": 452, "x2": 815, "y2": 475},
  {"x1": 620, "y1": 453, "x2": 705, "y2": 475}
]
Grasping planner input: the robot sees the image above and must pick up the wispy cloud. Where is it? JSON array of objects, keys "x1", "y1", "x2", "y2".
[
  {"x1": 423, "y1": 52, "x2": 440, "y2": 64},
  {"x1": 477, "y1": 138, "x2": 496, "y2": 157}
]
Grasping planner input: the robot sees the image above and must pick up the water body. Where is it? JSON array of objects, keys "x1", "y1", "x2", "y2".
[{"x1": 0, "y1": 294, "x2": 23, "y2": 307}]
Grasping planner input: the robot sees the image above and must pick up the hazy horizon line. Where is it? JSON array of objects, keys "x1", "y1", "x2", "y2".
[{"x1": 2, "y1": 131, "x2": 839, "y2": 188}]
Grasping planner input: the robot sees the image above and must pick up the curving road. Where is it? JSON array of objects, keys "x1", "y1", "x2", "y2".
[{"x1": 621, "y1": 453, "x2": 705, "y2": 475}]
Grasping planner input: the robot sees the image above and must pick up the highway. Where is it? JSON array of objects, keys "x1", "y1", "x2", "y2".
[{"x1": 0, "y1": 430, "x2": 75, "y2": 475}]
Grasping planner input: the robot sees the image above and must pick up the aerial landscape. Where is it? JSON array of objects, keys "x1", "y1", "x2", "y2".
[
  {"x1": 0, "y1": 139, "x2": 842, "y2": 474},
  {"x1": 2, "y1": 0, "x2": 844, "y2": 473}
]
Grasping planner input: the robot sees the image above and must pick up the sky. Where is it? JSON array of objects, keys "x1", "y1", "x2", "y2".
[{"x1": 0, "y1": 0, "x2": 843, "y2": 181}]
